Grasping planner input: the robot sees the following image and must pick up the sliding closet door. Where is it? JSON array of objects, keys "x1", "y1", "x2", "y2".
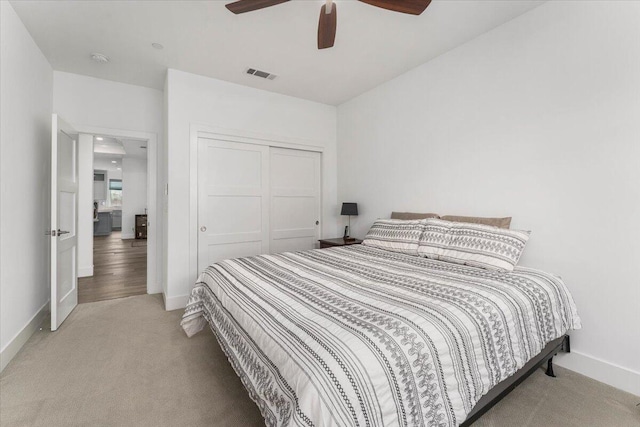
[
  {"x1": 197, "y1": 139, "x2": 269, "y2": 273},
  {"x1": 270, "y1": 148, "x2": 321, "y2": 254}
]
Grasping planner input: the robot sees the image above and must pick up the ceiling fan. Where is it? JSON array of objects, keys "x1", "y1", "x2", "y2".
[{"x1": 225, "y1": 0, "x2": 432, "y2": 49}]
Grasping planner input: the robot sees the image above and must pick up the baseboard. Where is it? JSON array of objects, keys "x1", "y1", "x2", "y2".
[
  {"x1": 78, "y1": 265, "x2": 93, "y2": 277},
  {"x1": 0, "y1": 301, "x2": 49, "y2": 372},
  {"x1": 163, "y1": 292, "x2": 190, "y2": 311},
  {"x1": 121, "y1": 232, "x2": 135, "y2": 239},
  {"x1": 555, "y1": 350, "x2": 640, "y2": 397}
]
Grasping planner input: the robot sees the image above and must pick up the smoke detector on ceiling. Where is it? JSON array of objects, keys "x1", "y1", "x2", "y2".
[
  {"x1": 246, "y1": 68, "x2": 277, "y2": 80},
  {"x1": 90, "y1": 53, "x2": 110, "y2": 63}
]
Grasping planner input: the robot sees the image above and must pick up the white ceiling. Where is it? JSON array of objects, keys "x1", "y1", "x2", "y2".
[
  {"x1": 94, "y1": 136, "x2": 148, "y2": 165},
  {"x1": 11, "y1": 0, "x2": 545, "y2": 105},
  {"x1": 121, "y1": 139, "x2": 148, "y2": 159},
  {"x1": 94, "y1": 137, "x2": 125, "y2": 156},
  {"x1": 93, "y1": 154, "x2": 122, "y2": 172}
]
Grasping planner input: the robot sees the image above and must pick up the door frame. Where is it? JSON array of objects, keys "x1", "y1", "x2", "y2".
[
  {"x1": 188, "y1": 124, "x2": 325, "y2": 286},
  {"x1": 72, "y1": 124, "x2": 160, "y2": 295}
]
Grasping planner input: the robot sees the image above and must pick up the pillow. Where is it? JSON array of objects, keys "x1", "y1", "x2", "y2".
[
  {"x1": 440, "y1": 215, "x2": 512, "y2": 229},
  {"x1": 419, "y1": 219, "x2": 530, "y2": 271},
  {"x1": 416, "y1": 218, "x2": 453, "y2": 259},
  {"x1": 362, "y1": 219, "x2": 426, "y2": 255},
  {"x1": 391, "y1": 212, "x2": 440, "y2": 220}
]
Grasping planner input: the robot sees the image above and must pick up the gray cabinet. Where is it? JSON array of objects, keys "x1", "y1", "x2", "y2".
[
  {"x1": 111, "y1": 210, "x2": 122, "y2": 230},
  {"x1": 94, "y1": 212, "x2": 112, "y2": 236}
]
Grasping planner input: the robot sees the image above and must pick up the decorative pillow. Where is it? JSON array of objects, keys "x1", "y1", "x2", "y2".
[
  {"x1": 440, "y1": 215, "x2": 512, "y2": 229},
  {"x1": 362, "y1": 219, "x2": 426, "y2": 255},
  {"x1": 417, "y1": 218, "x2": 453, "y2": 259},
  {"x1": 391, "y1": 212, "x2": 440, "y2": 220},
  {"x1": 419, "y1": 219, "x2": 530, "y2": 271}
]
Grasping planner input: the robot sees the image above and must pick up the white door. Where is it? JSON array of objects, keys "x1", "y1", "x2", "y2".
[
  {"x1": 197, "y1": 139, "x2": 269, "y2": 273},
  {"x1": 270, "y1": 148, "x2": 321, "y2": 254},
  {"x1": 50, "y1": 115, "x2": 78, "y2": 331}
]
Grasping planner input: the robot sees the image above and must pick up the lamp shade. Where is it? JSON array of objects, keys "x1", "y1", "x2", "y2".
[{"x1": 340, "y1": 202, "x2": 358, "y2": 216}]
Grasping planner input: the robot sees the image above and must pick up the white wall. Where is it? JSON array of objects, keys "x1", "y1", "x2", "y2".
[
  {"x1": 77, "y1": 134, "x2": 94, "y2": 277},
  {"x1": 53, "y1": 71, "x2": 163, "y2": 293},
  {"x1": 337, "y1": 1, "x2": 640, "y2": 395},
  {"x1": 53, "y1": 72, "x2": 163, "y2": 136},
  {"x1": 164, "y1": 69, "x2": 338, "y2": 309},
  {"x1": 122, "y1": 157, "x2": 147, "y2": 239},
  {"x1": 0, "y1": 2, "x2": 53, "y2": 371}
]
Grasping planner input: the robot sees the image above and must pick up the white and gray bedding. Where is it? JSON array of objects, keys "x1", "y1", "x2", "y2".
[{"x1": 182, "y1": 245, "x2": 581, "y2": 427}]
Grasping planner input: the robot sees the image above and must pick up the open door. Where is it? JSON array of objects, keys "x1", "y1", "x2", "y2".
[{"x1": 50, "y1": 114, "x2": 78, "y2": 331}]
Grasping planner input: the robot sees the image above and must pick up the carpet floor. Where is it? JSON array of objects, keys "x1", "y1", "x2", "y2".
[{"x1": 1, "y1": 295, "x2": 638, "y2": 427}]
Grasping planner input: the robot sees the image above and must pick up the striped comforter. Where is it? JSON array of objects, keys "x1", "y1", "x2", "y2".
[{"x1": 181, "y1": 245, "x2": 581, "y2": 427}]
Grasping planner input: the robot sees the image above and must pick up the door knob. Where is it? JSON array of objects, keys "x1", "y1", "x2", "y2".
[
  {"x1": 57, "y1": 229, "x2": 70, "y2": 235},
  {"x1": 200, "y1": 226, "x2": 207, "y2": 232}
]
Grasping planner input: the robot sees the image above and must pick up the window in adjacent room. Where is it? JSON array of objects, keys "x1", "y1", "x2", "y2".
[{"x1": 109, "y1": 179, "x2": 122, "y2": 207}]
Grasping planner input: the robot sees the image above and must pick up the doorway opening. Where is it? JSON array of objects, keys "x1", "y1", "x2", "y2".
[{"x1": 78, "y1": 135, "x2": 149, "y2": 303}]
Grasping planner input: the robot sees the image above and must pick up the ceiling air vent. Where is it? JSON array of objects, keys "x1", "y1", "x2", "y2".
[{"x1": 246, "y1": 68, "x2": 277, "y2": 80}]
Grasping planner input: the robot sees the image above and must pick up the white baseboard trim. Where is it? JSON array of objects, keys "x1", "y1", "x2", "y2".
[
  {"x1": 121, "y1": 232, "x2": 135, "y2": 239},
  {"x1": 0, "y1": 301, "x2": 49, "y2": 372},
  {"x1": 163, "y1": 292, "x2": 190, "y2": 311},
  {"x1": 555, "y1": 350, "x2": 640, "y2": 397},
  {"x1": 78, "y1": 265, "x2": 93, "y2": 277}
]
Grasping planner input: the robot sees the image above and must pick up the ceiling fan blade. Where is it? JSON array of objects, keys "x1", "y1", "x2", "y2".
[
  {"x1": 317, "y1": 2, "x2": 337, "y2": 49},
  {"x1": 358, "y1": 0, "x2": 431, "y2": 15},
  {"x1": 225, "y1": 0, "x2": 289, "y2": 14}
]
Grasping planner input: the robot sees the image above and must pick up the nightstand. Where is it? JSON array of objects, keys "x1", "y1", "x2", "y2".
[{"x1": 318, "y1": 238, "x2": 363, "y2": 249}]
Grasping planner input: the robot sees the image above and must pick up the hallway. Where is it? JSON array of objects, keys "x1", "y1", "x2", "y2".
[{"x1": 78, "y1": 231, "x2": 147, "y2": 303}]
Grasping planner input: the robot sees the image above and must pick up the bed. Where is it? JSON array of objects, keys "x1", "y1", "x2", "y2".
[{"x1": 182, "y1": 242, "x2": 581, "y2": 426}]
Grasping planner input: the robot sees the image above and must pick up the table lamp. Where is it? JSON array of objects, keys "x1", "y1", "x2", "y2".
[{"x1": 340, "y1": 202, "x2": 358, "y2": 241}]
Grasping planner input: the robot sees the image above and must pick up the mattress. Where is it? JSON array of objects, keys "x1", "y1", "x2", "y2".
[{"x1": 181, "y1": 245, "x2": 581, "y2": 427}]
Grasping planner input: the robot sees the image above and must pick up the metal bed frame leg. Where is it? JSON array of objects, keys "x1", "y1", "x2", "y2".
[
  {"x1": 546, "y1": 335, "x2": 571, "y2": 378},
  {"x1": 545, "y1": 357, "x2": 556, "y2": 377}
]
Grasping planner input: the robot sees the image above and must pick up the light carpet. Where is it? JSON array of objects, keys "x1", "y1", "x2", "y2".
[{"x1": 1, "y1": 295, "x2": 638, "y2": 427}]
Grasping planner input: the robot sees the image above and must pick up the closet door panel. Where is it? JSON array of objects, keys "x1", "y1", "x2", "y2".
[
  {"x1": 270, "y1": 148, "x2": 321, "y2": 254},
  {"x1": 197, "y1": 139, "x2": 269, "y2": 273}
]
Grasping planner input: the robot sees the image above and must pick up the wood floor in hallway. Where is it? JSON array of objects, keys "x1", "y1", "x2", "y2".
[{"x1": 78, "y1": 231, "x2": 147, "y2": 303}]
